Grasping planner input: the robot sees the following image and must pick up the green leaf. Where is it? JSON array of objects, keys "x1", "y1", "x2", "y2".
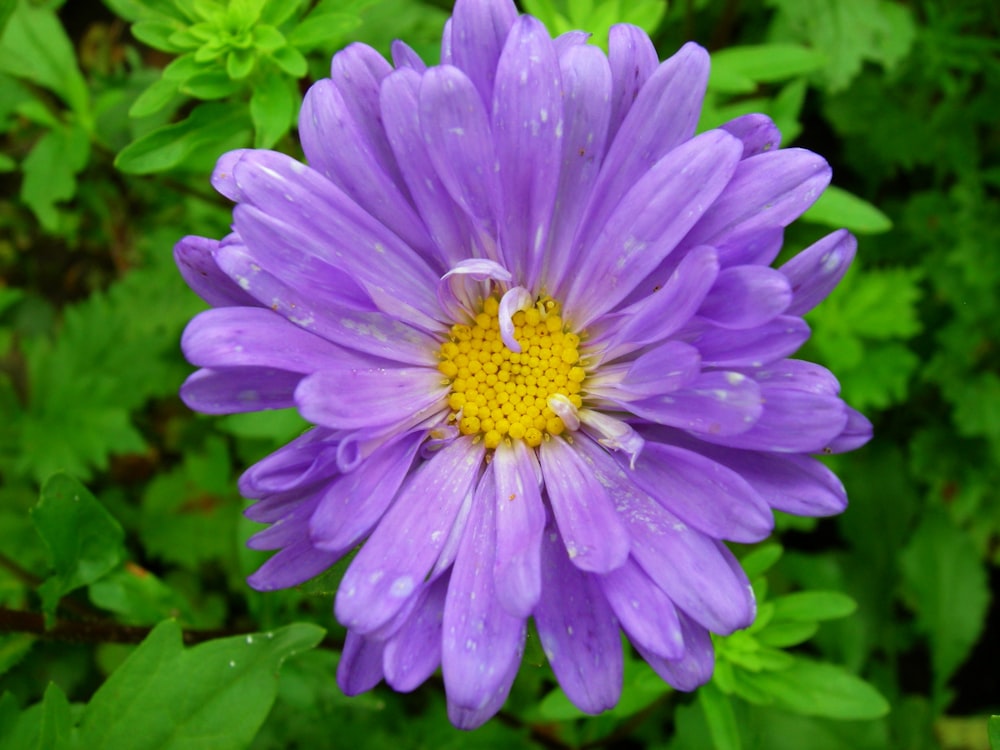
[
  {"x1": 699, "y1": 681, "x2": 742, "y2": 750},
  {"x1": 0, "y1": 1, "x2": 90, "y2": 117},
  {"x1": 287, "y1": 11, "x2": 362, "y2": 52},
  {"x1": 740, "y1": 658, "x2": 889, "y2": 720},
  {"x1": 0, "y1": 0, "x2": 15, "y2": 36},
  {"x1": 38, "y1": 683, "x2": 73, "y2": 750},
  {"x1": 115, "y1": 101, "x2": 251, "y2": 173},
  {"x1": 129, "y1": 76, "x2": 181, "y2": 118},
  {"x1": 226, "y1": 47, "x2": 256, "y2": 79},
  {"x1": 76, "y1": 620, "x2": 325, "y2": 750},
  {"x1": 710, "y1": 44, "x2": 825, "y2": 94},
  {"x1": 31, "y1": 474, "x2": 125, "y2": 619},
  {"x1": 802, "y1": 186, "x2": 893, "y2": 234},
  {"x1": 20, "y1": 122, "x2": 91, "y2": 232},
  {"x1": 132, "y1": 19, "x2": 188, "y2": 51},
  {"x1": 270, "y1": 43, "x2": 307, "y2": 76},
  {"x1": 755, "y1": 621, "x2": 819, "y2": 649},
  {"x1": 739, "y1": 543, "x2": 783, "y2": 579},
  {"x1": 181, "y1": 71, "x2": 242, "y2": 99},
  {"x1": 770, "y1": 591, "x2": 857, "y2": 622},
  {"x1": 250, "y1": 71, "x2": 296, "y2": 148},
  {"x1": 989, "y1": 716, "x2": 1000, "y2": 750},
  {"x1": 899, "y1": 508, "x2": 990, "y2": 700}
]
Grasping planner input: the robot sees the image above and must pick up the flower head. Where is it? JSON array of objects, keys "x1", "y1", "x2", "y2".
[{"x1": 176, "y1": 0, "x2": 871, "y2": 729}]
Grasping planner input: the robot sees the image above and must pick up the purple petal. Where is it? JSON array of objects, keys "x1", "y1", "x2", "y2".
[
  {"x1": 295, "y1": 365, "x2": 447, "y2": 430},
  {"x1": 309, "y1": 431, "x2": 424, "y2": 550},
  {"x1": 535, "y1": 523, "x2": 622, "y2": 714},
  {"x1": 606, "y1": 24, "x2": 659, "y2": 143},
  {"x1": 174, "y1": 235, "x2": 256, "y2": 308},
  {"x1": 442, "y1": 466, "x2": 526, "y2": 713},
  {"x1": 492, "y1": 15, "x2": 562, "y2": 286},
  {"x1": 627, "y1": 370, "x2": 763, "y2": 437},
  {"x1": 593, "y1": 42, "x2": 709, "y2": 230},
  {"x1": 391, "y1": 39, "x2": 427, "y2": 72},
  {"x1": 335, "y1": 438, "x2": 485, "y2": 633},
  {"x1": 681, "y1": 148, "x2": 832, "y2": 249},
  {"x1": 247, "y1": 491, "x2": 322, "y2": 551},
  {"x1": 538, "y1": 437, "x2": 630, "y2": 573},
  {"x1": 781, "y1": 229, "x2": 857, "y2": 315},
  {"x1": 716, "y1": 227, "x2": 785, "y2": 267},
  {"x1": 568, "y1": 130, "x2": 743, "y2": 325},
  {"x1": 599, "y1": 557, "x2": 684, "y2": 659},
  {"x1": 700, "y1": 385, "x2": 848, "y2": 453},
  {"x1": 419, "y1": 65, "x2": 501, "y2": 235},
  {"x1": 299, "y1": 79, "x2": 440, "y2": 266},
  {"x1": 688, "y1": 315, "x2": 811, "y2": 368},
  {"x1": 614, "y1": 341, "x2": 701, "y2": 399},
  {"x1": 826, "y1": 406, "x2": 873, "y2": 453},
  {"x1": 637, "y1": 609, "x2": 714, "y2": 691},
  {"x1": 492, "y1": 440, "x2": 545, "y2": 616},
  {"x1": 542, "y1": 44, "x2": 611, "y2": 293},
  {"x1": 380, "y1": 68, "x2": 478, "y2": 268},
  {"x1": 383, "y1": 575, "x2": 448, "y2": 692},
  {"x1": 449, "y1": 0, "x2": 518, "y2": 107},
  {"x1": 630, "y1": 441, "x2": 773, "y2": 543},
  {"x1": 591, "y1": 246, "x2": 719, "y2": 357},
  {"x1": 218, "y1": 149, "x2": 441, "y2": 325},
  {"x1": 182, "y1": 307, "x2": 348, "y2": 374},
  {"x1": 436, "y1": 258, "x2": 512, "y2": 322},
  {"x1": 748, "y1": 359, "x2": 841, "y2": 395},
  {"x1": 337, "y1": 631, "x2": 385, "y2": 695},
  {"x1": 553, "y1": 29, "x2": 589, "y2": 54},
  {"x1": 447, "y1": 650, "x2": 521, "y2": 729},
  {"x1": 239, "y1": 428, "x2": 338, "y2": 497},
  {"x1": 247, "y1": 539, "x2": 339, "y2": 591},
  {"x1": 572, "y1": 437, "x2": 756, "y2": 634},
  {"x1": 180, "y1": 367, "x2": 301, "y2": 414},
  {"x1": 215, "y1": 241, "x2": 440, "y2": 366},
  {"x1": 699, "y1": 266, "x2": 792, "y2": 329},
  {"x1": 719, "y1": 113, "x2": 782, "y2": 158}
]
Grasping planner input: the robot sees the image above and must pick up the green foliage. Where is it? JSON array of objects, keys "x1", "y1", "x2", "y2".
[{"x1": 521, "y1": 0, "x2": 666, "y2": 48}]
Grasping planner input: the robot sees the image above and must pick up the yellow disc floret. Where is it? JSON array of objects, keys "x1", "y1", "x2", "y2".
[{"x1": 438, "y1": 295, "x2": 585, "y2": 449}]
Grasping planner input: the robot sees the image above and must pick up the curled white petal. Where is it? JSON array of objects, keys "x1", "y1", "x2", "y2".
[
  {"x1": 579, "y1": 409, "x2": 645, "y2": 469},
  {"x1": 547, "y1": 394, "x2": 581, "y2": 431},
  {"x1": 437, "y1": 259, "x2": 512, "y2": 321},
  {"x1": 498, "y1": 286, "x2": 533, "y2": 352}
]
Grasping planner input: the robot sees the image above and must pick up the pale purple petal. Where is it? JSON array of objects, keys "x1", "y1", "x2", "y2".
[
  {"x1": 442, "y1": 466, "x2": 526, "y2": 713},
  {"x1": 492, "y1": 440, "x2": 545, "y2": 616},
  {"x1": 215, "y1": 241, "x2": 440, "y2": 365},
  {"x1": 437, "y1": 258, "x2": 512, "y2": 322},
  {"x1": 492, "y1": 15, "x2": 562, "y2": 286},
  {"x1": 174, "y1": 235, "x2": 256, "y2": 308},
  {"x1": 613, "y1": 341, "x2": 701, "y2": 399},
  {"x1": 719, "y1": 113, "x2": 782, "y2": 158},
  {"x1": 239, "y1": 428, "x2": 337, "y2": 497},
  {"x1": 606, "y1": 23, "x2": 659, "y2": 143},
  {"x1": 420, "y1": 66, "x2": 502, "y2": 236},
  {"x1": 826, "y1": 406, "x2": 873, "y2": 453},
  {"x1": 688, "y1": 315, "x2": 811, "y2": 368},
  {"x1": 310, "y1": 431, "x2": 424, "y2": 550},
  {"x1": 715, "y1": 227, "x2": 785, "y2": 267},
  {"x1": 637, "y1": 609, "x2": 714, "y2": 691},
  {"x1": 498, "y1": 286, "x2": 532, "y2": 351},
  {"x1": 680, "y1": 148, "x2": 832, "y2": 249},
  {"x1": 629, "y1": 441, "x2": 774, "y2": 543},
  {"x1": 699, "y1": 266, "x2": 792, "y2": 329},
  {"x1": 449, "y1": 0, "x2": 518, "y2": 107},
  {"x1": 337, "y1": 631, "x2": 385, "y2": 695},
  {"x1": 538, "y1": 437, "x2": 630, "y2": 573},
  {"x1": 599, "y1": 558, "x2": 684, "y2": 659},
  {"x1": 391, "y1": 39, "x2": 427, "y2": 72},
  {"x1": 447, "y1": 651, "x2": 521, "y2": 730},
  {"x1": 627, "y1": 370, "x2": 763, "y2": 437},
  {"x1": 335, "y1": 438, "x2": 485, "y2": 633},
  {"x1": 781, "y1": 229, "x2": 857, "y2": 315},
  {"x1": 295, "y1": 365, "x2": 447, "y2": 430},
  {"x1": 383, "y1": 575, "x2": 448, "y2": 692},
  {"x1": 535, "y1": 523, "x2": 622, "y2": 714},
  {"x1": 567, "y1": 130, "x2": 743, "y2": 325},
  {"x1": 542, "y1": 44, "x2": 611, "y2": 293},
  {"x1": 247, "y1": 539, "x2": 339, "y2": 590},
  {"x1": 180, "y1": 367, "x2": 300, "y2": 414}
]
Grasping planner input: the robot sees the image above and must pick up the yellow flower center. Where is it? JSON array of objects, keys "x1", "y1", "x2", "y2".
[{"x1": 438, "y1": 295, "x2": 585, "y2": 450}]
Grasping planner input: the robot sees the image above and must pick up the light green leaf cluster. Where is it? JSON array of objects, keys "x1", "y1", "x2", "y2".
[{"x1": 521, "y1": 0, "x2": 666, "y2": 49}]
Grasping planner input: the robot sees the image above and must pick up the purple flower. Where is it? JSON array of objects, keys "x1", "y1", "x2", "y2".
[{"x1": 175, "y1": 0, "x2": 871, "y2": 729}]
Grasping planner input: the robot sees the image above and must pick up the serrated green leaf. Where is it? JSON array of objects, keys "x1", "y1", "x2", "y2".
[
  {"x1": 699, "y1": 681, "x2": 742, "y2": 750},
  {"x1": 803, "y1": 186, "x2": 893, "y2": 234},
  {"x1": 20, "y1": 122, "x2": 91, "y2": 232},
  {"x1": 771, "y1": 591, "x2": 857, "y2": 622},
  {"x1": 115, "y1": 101, "x2": 250, "y2": 173},
  {"x1": 0, "y1": 1, "x2": 89, "y2": 116},
  {"x1": 31, "y1": 474, "x2": 125, "y2": 618},
  {"x1": 740, "y1": 657, "x2": 889, "y2": 720},
  {"x1": 77, "y1": 620, "x2": 325, "y2": 750},
  {"x1": 250, "y1": 71, "x2": 296, "y2": 148},
  {"x1": 899, "y1": 508, "x2": 990, "y2": 701}
]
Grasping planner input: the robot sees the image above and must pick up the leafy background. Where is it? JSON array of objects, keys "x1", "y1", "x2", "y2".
[{"x1": 0, "y1": 0, "x2": 997, "y2": 748}]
